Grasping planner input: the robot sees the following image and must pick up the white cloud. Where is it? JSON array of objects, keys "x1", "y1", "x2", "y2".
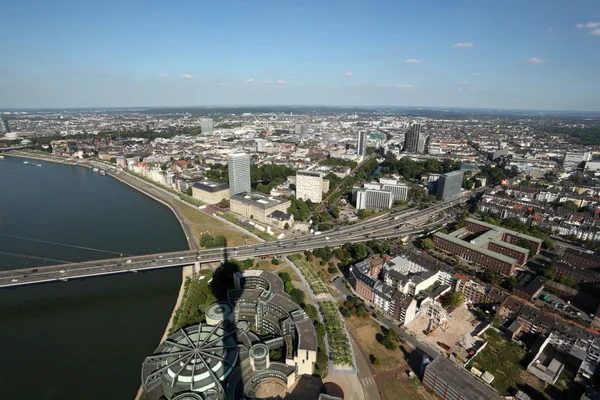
[
  {"x1": 528, "y1": 57, "x2": 548, "y2": 64},
  {"x1": 576, "y1": 22, "x2": 600, "y2": 29},
  {"x1": 405, "y1": 84, "x2": 413, "y2": 88},
  {"x1": 375, "y1": 83, "x2": 402, "y2": 88},
  {"x1": 180, "y1": 74, "x2": 194, "y2": 79},
  {"x1": 343, "y1": 72, "x2": 353, "y2": 77},
  {"x1": 459, "y1": 81, "x2": 469, "y2": 85},
  {"x1": 157, "y1": 73, "x2": 170, "y2": 77},
  {"x1": 405, "y1": 59, "x2": 421, "y2": 64},
  {"x1": 470, "y1": 73, "x2": 478, "y2": 76},
  {"x1": 591, "y1": 29, "x2": 600, "y2": 36},
  {"x1": 277, "y1": 80, "x2": 286, "y2": 85},
  {"x1": 453, "y1": 42, "x2": 474, "y2": 48},
  {"x1": 245, "y1": 78, "x2": 254, "y2": 83}
]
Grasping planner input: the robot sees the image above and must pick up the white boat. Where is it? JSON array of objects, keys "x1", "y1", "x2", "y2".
[
  {"x1": 99, "y1": 170, "x2": 106, "y2": 175},
  {"x1": 23, "y1": 161, "x2": 42, "y2": 167},
  {"x1": 0, "y1": 155, "x2": 4, "y2": 159},
  {"x1": 92, "y1": 167, "x2": 99, "y2": 172}
]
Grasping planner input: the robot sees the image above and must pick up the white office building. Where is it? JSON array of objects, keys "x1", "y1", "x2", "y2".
[
  {"x1": 296, "y1": 170, "x2": 324, "y2": 203},
  {"x1": 228, "y1": 153, "x2": 251, "y2": 195},
  {"x1": 352, "y1": 178, "x2": 408, "y2": 210},
  {"x1": 200, "y1": 118, "x2": 214, "y2": 134}
]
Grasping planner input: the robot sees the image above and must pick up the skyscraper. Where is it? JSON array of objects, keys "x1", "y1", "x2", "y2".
[
  {"x1": 296, "y1": 170, "x2": 324, "y2": 203},
  {"x1": 0, "y1": 118, "x2": 10, "y2": 134},
  {"x1": 228, "y1": 153, "x2": 251, "y2": 195},
  {"x1": 357, "y1": 131, "x2": 367, "y2": 157},
  {"x1": 200, "y1": 118, "x2": 214, "y2": 134},
  {"x1": 436, "y1": 170, "x2": 464, "y2": 200},
  {"x1": 404, "y1": 123, "x2": 428, "y2": 153},
  {"x1": 294, "y1": 123, "x2": 307, "y2": 137}
]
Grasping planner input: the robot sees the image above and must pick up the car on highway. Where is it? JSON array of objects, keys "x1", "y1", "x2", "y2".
[
  {"x1": 11, "y1": 279, "x2": 18, "y2": 283},
  {"x1": 59, "y1": 270, "x2": 66, "y2": 274},
  {"x1": 32, "y1": 269, "x2": 38, "y2": 273},
  {"x1": 167, "y1": 259, "x2": 173, "y2": 263}
]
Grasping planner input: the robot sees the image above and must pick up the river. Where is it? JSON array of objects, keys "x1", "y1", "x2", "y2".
[{"x1": 0, "y1": 156, "x2": 189, "y2": 399}]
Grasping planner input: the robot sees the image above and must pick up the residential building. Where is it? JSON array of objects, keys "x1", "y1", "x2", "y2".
[
  {"x1": 228, "y1": 153, "x2": 251, "y2": 195},
  {"x1": 562, "y1": 248, "x2": 600, "y2": 270},
  {"x1": 200, "y1": 118, "x2": 214, "y2": 134},
  {"x1": 513, "y1": 275, "x2": 546, "y2": 302},
  {"x1": 423, "y1": 356, "x2": 503, "y2": 400},
  {"x1": 296, "y1": 170, "x2": 324, "y2": 203},
  {"x1": 0, "y1": 117, "x2": 10, "y2": 133},
  {"x1": 230, "y1": 192, "x2": 292, "y2": 226},
  {"x1": 357, "y1": 130, "x2": 367, "y2": 157},
  {"x1": 191, "y1": 180, "x2": 230, "y2": 204},
  {"x1": 563, "y1": 152, "x2": 591, "y2": 170},
  {"x1": 433, "y1": 218, "x2": 543, "y2": 275},
  {"x1": 404, "y1": 123, "x2": 428, "y2": 153},
  {"x1": 294, "y1": 123, "x2": 307, "y2": 137},
  {"x1": 454, "y1": 274, "x2": 492, "y2": 304},
  {"x1": 436, "y1": 170, "x2": 464, "y2": 200}
]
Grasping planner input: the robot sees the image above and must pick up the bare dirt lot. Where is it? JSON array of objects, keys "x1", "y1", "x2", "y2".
[{"x1": 407, "y1": 303, "x2": 480, "y2": 353}]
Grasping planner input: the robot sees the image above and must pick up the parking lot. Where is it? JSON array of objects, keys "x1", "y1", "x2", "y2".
[{"x1": 533, "y1": 291, "x2": 593, "y2": 326}]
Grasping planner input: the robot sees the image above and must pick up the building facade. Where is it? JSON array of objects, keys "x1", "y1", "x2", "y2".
[
  {"x1": 191, "y1": 180, "x2": 230, "y2": 204},
  {"x1": 200, "y1": 118, "x2": 214, "y2": 133},
  {"x1": 296, "y1": 170, "x2": 324, "y2": 203},
  {"x1": 228, "y1": 153, "x2": 251, "y2": 195},
  {"x1": 404, "y1": 123, "x2": 428, "y2": 153},
  {"x1": 436, "y1": 170, "x2": 464, "y2": 200},
  {"x1": 357, "y1": 131, "x2": 367, "y2": 157},
  {"x1": 230, "y1": 192, "x2": 291, "y2": 226}
]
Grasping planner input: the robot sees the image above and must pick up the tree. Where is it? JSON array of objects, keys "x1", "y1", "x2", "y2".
[
  {"x1": 442, "y1": 292, "x2": 464, "y2": 309},
  {"x1": 314, "y1": 321, "x2": 326, "y2": 337},
  {"x1": 330, "y1": 206, "x2": 340, "y2": 219},
  {"x1": 271, "y1": 258, "x2": 280, "y2": 265},
  {"x1": 278, "y1": 272, "x2": 291, "y2": 284},
  {"x1": 352, "y1": 243, "x2": 368, "y2": 260},
  {"x1": 356, "y1": 304, "x2": 366, "y2": 317},
  {"x1": 482, "y1": 268, "x2": 501, "y2": 285},
  {"x1": 370, "y1": 354, "x2": 381, "y2": 366},
  {"x1": 503, "y1": 276, "x2": 518, "y2": 291},
  {"x1": 559, "y1": 275, "x2": 577, "y2": 287},
  {"x1": 290, "y1": 288, "x2": 305, "y2": 306},
  {"x1": 109, "y1": 157, "x2": 117, "y2": 164},
  {"x1": 563, "y1": 200, "x2": 578, "y2": 212},
  {"x1": 421, "y1": 238, "x2": 435, "y2": 250},
  {"x1": 242, "y1": 258, "x2": 254, "y2": 269},
  {"x1": 284, "y1": 281, "x2": 294, "y2": 294},
  {"x1": 284, "y1": 222, "x2": 290, "y2": 230},
  {"x1": 185, "y1": 187, "x2": 193, "y2": 196},
  {"x1": 218, "y1": 198, "x2": 230, "y2": 208}
]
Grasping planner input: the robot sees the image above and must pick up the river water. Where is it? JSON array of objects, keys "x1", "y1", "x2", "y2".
[{"x1": 0, "y1": 156, "x2": 188, "y2": 399}]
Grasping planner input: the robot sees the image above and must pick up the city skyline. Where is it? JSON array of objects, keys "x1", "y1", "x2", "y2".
[{"x1": 1, "y1": 0, "x2": 600, "y2": 111}]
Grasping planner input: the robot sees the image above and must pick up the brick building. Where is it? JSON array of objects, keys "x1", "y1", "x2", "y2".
[{"x1": 433, "y1": 218, "x2": 543, "y2": 276}]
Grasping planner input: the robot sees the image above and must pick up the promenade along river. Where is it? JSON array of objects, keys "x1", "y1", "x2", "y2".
[{"x1": 0, "y1": 156, "x2": 189, "y2": 400}]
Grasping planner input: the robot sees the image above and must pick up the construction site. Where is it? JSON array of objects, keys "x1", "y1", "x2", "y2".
[{"x1": 407, "y1": 301, "x2": 485, "y2": 361}]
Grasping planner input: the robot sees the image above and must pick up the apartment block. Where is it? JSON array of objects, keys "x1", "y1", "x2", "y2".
[{"x1": 296, "y1": 170, "x2": 324, "y2": 203}]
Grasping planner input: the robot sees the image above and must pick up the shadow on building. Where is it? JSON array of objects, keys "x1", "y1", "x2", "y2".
[{"x1": 140, "y1": 245, "x2": 331, "y2": 400}]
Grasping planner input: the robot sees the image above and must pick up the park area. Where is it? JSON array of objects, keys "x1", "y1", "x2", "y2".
[
  {"x1": 170, "y1": 271, "x2": 217, "y2": 334},
  {"x1": 319, "y1": 301, "x2": 353, "y2": 367},
  {"x1": 288, "y1": 254, "x2": 330, "y2": 296}
]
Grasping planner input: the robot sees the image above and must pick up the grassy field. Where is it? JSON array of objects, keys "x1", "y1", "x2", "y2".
[
  {"x1": 471, "y1": 330, "x2": 548, "y2": 396},
  {"x1": 173, "y1": 202, "x2": 258, "y2": 247},
  {"x1": 345, "y1": 316, "x2": 406, "y2": 373},
  {"x1": 276, "y1": 266, "x2": 302, "y2": 282},
  {"x1": 288, "y1": 254, "x2": 330, "y2": 295}
]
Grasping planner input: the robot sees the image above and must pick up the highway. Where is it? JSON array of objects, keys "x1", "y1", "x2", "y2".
[{"x1": 0, "y1": 194, "x2": 471, "y2": 289}]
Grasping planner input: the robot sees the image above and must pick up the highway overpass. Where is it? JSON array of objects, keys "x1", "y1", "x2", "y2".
[{"x1": 0, "y1": 194, "x2": 471, "y2": 289}]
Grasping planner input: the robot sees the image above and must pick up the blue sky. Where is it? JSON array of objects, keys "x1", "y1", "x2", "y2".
[{"x1": 1, "y1": 0, "x2": 599, "y2": 110}]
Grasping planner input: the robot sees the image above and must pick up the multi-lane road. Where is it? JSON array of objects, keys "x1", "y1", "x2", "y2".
[{"x1": 0, "y1": 195, "x2": 471, "y2": 289}]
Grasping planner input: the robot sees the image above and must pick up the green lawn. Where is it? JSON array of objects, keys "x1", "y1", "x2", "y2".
[
  {"x1": 470, "y1": 330, "x2": 533, "y2": 395},
  {"x1": 288, "y1": 254, "x2": 330, "y2": 295}
]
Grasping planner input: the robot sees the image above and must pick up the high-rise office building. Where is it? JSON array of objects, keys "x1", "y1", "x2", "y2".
[
  {"x1": 404, "y1": 123, "x2": 428, "y2": 153},
  {"x1": 294, "y1": 123, "x2": 307, "y2": 137},
  {"x1": 296, "y1": 170, "x2": 324, "y2": 203},
  {"x1": 436, "y1": 170, "x2": 463, "y2": 200},
  {"x1": 0, "y1": 118, "x2": 10, "y2": 134},
  {"x1": 200, "y1": 118, "x2": 214, "y2": 134},
  {"x1": 228, "y1": 153, "x2": 251, "y2": 195},
  {"x1": 357, "y1": 131, "x2": 367, "y2": 157}
]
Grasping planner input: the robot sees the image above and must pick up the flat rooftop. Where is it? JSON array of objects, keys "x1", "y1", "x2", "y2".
[
  {"x1": 433, "y1": 232, "x2": 519, "y2": 265},
  {"x1": 466, "y1": 218, "x2": 543, "y2": 244},
  {"x1": 193, "y1": 180, "x2": 229, "y2": 192},
  {"x1": 231, "y1": 192, "x2": 290, "y2": 210},
  {"x1": 425, "y1": 356, "x2": 502, "y2": 400}
]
